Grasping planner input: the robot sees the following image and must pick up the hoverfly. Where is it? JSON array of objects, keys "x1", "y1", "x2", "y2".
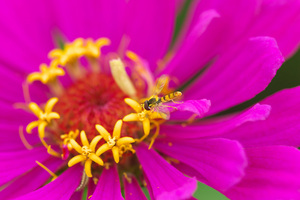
[{"x1": 142, "y1": 75, "x2": 182, "y2": 119}]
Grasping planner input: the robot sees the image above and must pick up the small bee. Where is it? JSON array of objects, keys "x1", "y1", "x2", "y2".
[{"x1": 142, "y1": 75, "x2": 182, "y2": 119}]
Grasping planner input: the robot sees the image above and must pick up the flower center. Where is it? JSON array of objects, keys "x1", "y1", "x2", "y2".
[
  {"x1": 81, "y1": 146, "x2": 92, "y2": 156},
  {"x1": 53, "y1": 73, "x2": 140, "y2": 141},
  {"x1": 23, "y1": 37, "x2": 179, "y2": 179},
  {"x1": 107, "y1": 136, "x2": 116, "y2": 148}
]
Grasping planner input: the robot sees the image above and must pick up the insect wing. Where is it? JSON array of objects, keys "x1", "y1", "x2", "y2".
[
  {"x1": 152, "y1": 75, "x2": 168, "y2": 97},
  {"x1": 152, "y1": 104, "x2": 170, "y2": 120}
]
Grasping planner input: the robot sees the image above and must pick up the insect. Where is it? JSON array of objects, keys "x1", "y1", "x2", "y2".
[{"x1": 142, "y1": 75, "x2": 182, "y2": 119}]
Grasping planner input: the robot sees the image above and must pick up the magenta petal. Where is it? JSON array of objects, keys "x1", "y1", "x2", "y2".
[
  {"x1": 13, "y1": 165, "x2": 82, "y2": 200},
  {"x1": 136, "y1": 144, "x2": 197, "y2": 200},
  {"x1": 87, "y1": 180, "x2": 96, "y2": 199},
  {"x1": 0, "y1": 0, "x2": 54, "y2": 72},
  {"x1": 184, "y1": 36, "x2": 284, "y2": 115},
  {"x1": 0, "y1": 147, "x2": 50, "y2": 186},
  {"x1": 0, "y1": 157, "x2": 64, "y2": 199},
  {"x1": 70, "y1": 191, "x2": 83, "y2": 200},
  {"x1": 247, "y1": 0, "x2": 300, "y2": 58},
  {"x1": 222, "y1": 86, "x2": 300, "y2": 147},
  {"x1": 170, "y1": 99, "x2": 211, "y2": 120},
  {"x1": 162, "y1": 9, "x2": 220, "y2": 83},
  {"x1": 124, "y1": 0, "x2": 175, "y2": 70},
  {"x1": 161, "y1": 103, "x2": 271, "y2": 139},
  {"x1": 124, "y1": 175, "x2": 147, "y2": 200},
  {"x1": 154, "y1": 138, "x2": 247, "y2": 191},
  {"x1": 163, "y1": 0, "x2": 260, "y2": 84},
  {"x1": 90, "y1": 165, "x2": 124, "y2": 200},
  {"x1": 225, "y1": 146, "x2": 300, "y2": 200},
  {"x1": 53, "y1": 0, "x2": 126, "y2": 50}
]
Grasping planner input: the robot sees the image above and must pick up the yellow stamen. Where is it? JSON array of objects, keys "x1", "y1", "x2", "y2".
[
  {"x1": 19, "y1": 126, "x2": 33, "y2": 150},
  {"x1": 47, "y1": 145, "x2": 61, "y2": 158},
  {"x1": 49, "y1": 38, "x2": 86, "y2": 66},
  {"x1": 123, "y1": 98, "x2": 163, "y2": 142},
  {"x1": 68, "y1": 131, "x2": 103, "y2": 177},
  {"x1": 124, "y1": 98, "x2": 142, "y2": 113},
  {"x1": 49, "y1": 38, "x2": 86, "y2": 80},
  {"x1": 35, "y1": 161, "x2": 57, "y2": 181},
  {"x1": 85, "y1": 38, "x2": 110, "y2": 58},
  {"x1": 95, "y1": 120, "x2": 135, "y2": 163},
  {"x1": 26, "y1": 98, "x2": 60, "y2": 141},
  {"x1": 109, "y1": 59, "x2": 137, "y2": 99},
  {"x1": 27, "y1": 61, "x2": 65, "y2": 96},
  {"x1": 61, "y1": 130, "x2": 80, "y2": 151},
  {"x1": 148, "y1": 120, "x2": 160, "y2": 150}
]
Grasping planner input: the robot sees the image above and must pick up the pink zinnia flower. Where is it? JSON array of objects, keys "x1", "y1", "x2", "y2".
[{"x1": 1, "y1": 0, "x2": 300, "y2": 200}]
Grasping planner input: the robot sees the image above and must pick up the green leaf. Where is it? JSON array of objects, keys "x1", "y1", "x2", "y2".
[{"x1": 193, "y1": 182, "x2": 229, "y2": 200}]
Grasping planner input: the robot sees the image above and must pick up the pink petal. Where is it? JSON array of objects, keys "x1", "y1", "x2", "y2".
[
  {"x1": 0, "y1": 67, "x2": 48, "y2": 104},
  {"x1": 161, "y1": 9, "x2": 220, "y2": 83},
  {"x1": 160, "y1": 103, "x2": 271, "y2": 139},
  {"x1": 90, "y1": 165, "x2": 124, "y2": 200},
  {"x1": 246, "y1": 0, "x2": 300, "y2": 58},
  {"x1": 154, "y1": 138, "x2": 247, "y2": 191},
  {"x1": 0, "y1": 124, "x2": 34, "y2": 151},
  {"x1": 221, "y1": 86, "x2": 300, "y2": 147},
  {"x1": 123, "y1": 174, "x2": 147, "y2": 200},
  {"x1": 13, "y1": 165, "x2": 82, "y2": 200},
  {"x1": 52, "y1": 0, "x2": 126, "y2": 51},
  {"x1": 0, "y1": 0, "x2": 54, "y2": 72},
  {"x1": 163, "y1": 0, "x2": 260, "y2": 84},
  {"x1": 184, "y1": 36, "x2": 284, "y2": 115},
  {"x1": 0, "y1": 157, "x2": 64, "y2": 199},
  {"x1": 70, "y1": 191, "x2": 83, "y2": 200},
  {"x1": 136, "y1": 144, "x2": 197, "y2": 200},
  {"x1": 225, "y1": 146, "x2": 300, "y2": 200},
  {"x1": 0, "y1": 147, "x2": 50, "y2": 186},
  {"x1": 87, "y1": 180, "x2": 96, "y2": 199},
  {"x1": 170, "y1": 99, "x2": 211, "y2": 120},
  {"x1": 124, "y1": 0, "x2": 175, "y2": 71}
]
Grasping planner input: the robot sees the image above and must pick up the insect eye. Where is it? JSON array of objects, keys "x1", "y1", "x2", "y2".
[{"x1": 144, "y1": 101, "x2": 151, "y2": 110}]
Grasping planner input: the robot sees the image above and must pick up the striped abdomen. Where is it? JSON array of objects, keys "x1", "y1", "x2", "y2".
[{"x1": 160, "y1": 91, "x2": 182, "y2": 103}]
